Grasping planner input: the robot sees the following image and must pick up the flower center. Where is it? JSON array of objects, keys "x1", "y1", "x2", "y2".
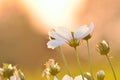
[
  {"x1": 68, "y1": 32, "x2": 80, "y2": 48},
  {"x1": 68, "y1": 39, "x2": 79, "y2": 48}
]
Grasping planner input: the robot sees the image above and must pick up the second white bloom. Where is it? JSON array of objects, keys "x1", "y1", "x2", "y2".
[{"x1": 47, "y1": 23, "x2": 94, "y2": 49}]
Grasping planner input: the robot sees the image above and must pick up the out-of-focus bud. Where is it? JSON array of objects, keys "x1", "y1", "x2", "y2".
[
  {"x1": 49, "y1": 63, "x2": 60, "y2": 76},
  {"x1": 96, "y1": 40, "x2": 110, "y2": 55},
  {"x1": 3, "y1": 63, "x2": 14, "y2": 79},
  {"x1": 0, "y1": 63, "x2": 25, "y2": 80},
  {"x1": 96, "y1": 70, "x2": 105, "y2": 80},
  {"x1": 42, "y1": 59, "x2": 60, "y2": 79},
  {"x1": 84, "y1": 72, "x2": 94, "y2": 80}
]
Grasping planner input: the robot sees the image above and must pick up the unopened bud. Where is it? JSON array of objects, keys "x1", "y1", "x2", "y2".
[
  {"x1": 49, "y1": 63, "x2": 60, "y2": 76},
  {"x1": 3, "y1": 63, "x2": 14, "y2": 78},
  {"x1": 84, "y1": 72, "x2": 94, "y2": 80},
  {"x1": 96, "y1": 40, "x2": 110, "y2": 55},
  {"x1": 96, "y1": 70, "x2": 105, "y2": 80},
  {"x1": 43, "y1": 59, "x2": 60, "y2": 79}
]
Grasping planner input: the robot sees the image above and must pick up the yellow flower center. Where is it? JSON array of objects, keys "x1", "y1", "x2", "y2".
[
  {"x1": 68, "y1": 32, "x2": 80, "y2": 48},
  {"x1": 68, "y1": 39, "x2": 79, "y2": 48}
]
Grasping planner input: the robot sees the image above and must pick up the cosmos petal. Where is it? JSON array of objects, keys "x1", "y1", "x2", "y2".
[
  {"x1": 74, "y1": 75, "x2": 87, "y2": 80},
  {"x1": 74, "y1": 25, "x2": 88, "y2": 39},
  {"x1": 47, "y1": 40, "x2": 66, "y2": 49},
  {"x1": 74, "y1": 22, "x2": 94, "y2": 39},
  {"x1": 49, "y1": 30, "x2": 63, "y2": 40},
  {"x1": 55, "y1": 27, "x2": 72, "y2": 41},
  {"x1": 62, "y1": 75, "x2": 73, "y2": 80}
]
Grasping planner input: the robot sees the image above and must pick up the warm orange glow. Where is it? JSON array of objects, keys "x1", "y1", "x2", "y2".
[{"x1": 18, "y1": 0, "x2": 86, "y2": 34}]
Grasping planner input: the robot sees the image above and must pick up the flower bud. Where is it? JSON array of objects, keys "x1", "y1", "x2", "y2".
[
  {"x1": 84, "y1": 72, "x2": 94, "y2": 80},
  {"x1": 96, "y1": 40, "x2": 110, "y2": 55},
  {"x1": 43, "y1": 59, "x2": 60, "y2": 79},
  {"x1": 96, "y1": 70, "x2": 105, "y2": 80},
  {"x1": 49, "y1": 63, "x2": 60, "y2": 76},
  {"x1": 3, "y1": 63, "x2": 14, "y2": 78}
]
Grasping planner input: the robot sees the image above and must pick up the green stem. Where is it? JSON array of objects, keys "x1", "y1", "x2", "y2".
[
  {"x1": 58, "y1": 47, "x2": 71, "y2": 76},
  {"x1": 106, "y1": 55, "x2": 117, "y2": 80},
  {"x1": 74, "y1": 47, "x2": 84, "y2": 80},
  {"x1": 86, "y1": 40, "x2": 93, "y2": 79}
]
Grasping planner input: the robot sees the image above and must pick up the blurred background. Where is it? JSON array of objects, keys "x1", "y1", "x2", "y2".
[{"x1": 0, "y1": 0, "x2": 120, "y2": 80}]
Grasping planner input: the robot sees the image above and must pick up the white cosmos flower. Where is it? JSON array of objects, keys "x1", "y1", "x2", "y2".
[
  {"x1": 62, "y1": 75, "x2": 87, "y2": 80},
  {"x1": 47, "y1": 22, "x2": 94, "y2": 49}
]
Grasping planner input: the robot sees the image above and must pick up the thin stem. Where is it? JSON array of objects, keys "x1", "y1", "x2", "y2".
[
  {"x1": 106, "y1": 55, "x2": 117, "y2": 80},
  {"x1": 86, "y1": 40, "x2": 93, "y2": 79},
  {"x1": 74, "y1": 47, "x2": 84, "y2": 80},
  {"x1": 58, "y1": 47, "x2": 71, "y2": 76}
]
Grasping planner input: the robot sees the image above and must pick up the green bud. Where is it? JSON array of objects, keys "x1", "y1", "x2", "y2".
[
  {"x1": 84, "y1": 72, "x2": 94, "y2": 80},
  {"x1": 96, "y1": 40, "x2": 110, "y2": 55},
  {"x1": 49, "y1": 63, "x2": 60, "y2": 76},
  {"x1": 96, "y1": 70, "x2": 105, "y2": 80},
  {"x1": 43, "y1": 59, "x2": 60, "y2": 78},
  {"x1": 3, "y1": 63, "x2": 14, "y2": 79}
]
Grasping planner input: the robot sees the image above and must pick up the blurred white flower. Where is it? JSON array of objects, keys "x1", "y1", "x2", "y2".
[
  {"x1": 62, "y1": 75, "x2": 87, "y2": 80},
  {"x1": 74, "y1": 75, "x2": 87, "y2": 80},
  {"x1": 62, "y1": 75, "x2": 73, "y2": 80},
  {"x1": 47, "y1": 22, "x2": 94, "y2": 49}
]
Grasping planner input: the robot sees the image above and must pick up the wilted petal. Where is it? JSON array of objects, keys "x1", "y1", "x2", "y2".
[
  {"x1": 74, "y1": 23, "x2": 94, "y2": 39},
  {"x1": 74, "y1": 75, "x2": 87, "y2": 80},
  {"x1": 62, "y1": 75, "x2": 73, "y2": 80},
  {"x1": 47, "y1": 40, "x2": 66, "y2": 49},
  {"x1": 55, "y1": 27, "x2": 72, "y2": 41}
]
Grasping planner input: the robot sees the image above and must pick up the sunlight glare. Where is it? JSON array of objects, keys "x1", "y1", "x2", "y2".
[{"x1": 19, "y1": 0, "x2": 86, "y2": 34}]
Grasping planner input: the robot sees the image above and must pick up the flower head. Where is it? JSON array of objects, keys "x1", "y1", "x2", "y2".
[
  {"x1": 84, "y1": 72, "x2": 93, "y2": 80},
  {"x1": 62, "y1": 75, "x2": 73, "y2": 80},
  {"x1": 0, "y1": 63, "x2": 25, "y2": 80},
  {"x1": 62, "y1": 74, "x2": 87, "y2": 80},
  {"x1": 42, "y1": 59, "x2": 60, "y2": 79},
  {"x1": 47, "y1": 22, "x2": 94, "y2": 49},
  {"x1": 96, "y1": 40, "x2": 110, "y2": 55},
  {"x1": 96, "y1": 70, "x2": 105, "y2": 80}
]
